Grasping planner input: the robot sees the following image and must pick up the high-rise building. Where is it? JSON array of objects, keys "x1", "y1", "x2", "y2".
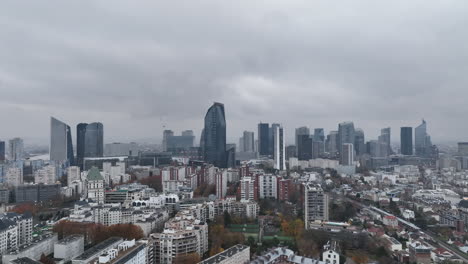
[
  {"x1": 415, "y1": 119, "x2": 432, "y2": 158},
  {"x1": 258, "y1": 123, "x2": 270, "y2": 156},
  {"x1": 297, "y1": 135, "x2": 313, "y2": 161},
  {"x1": 0, "y1": 141, "x2": 5, "y2": 161},
  {"x1": 366, "y1": 140, "x2": 387, "y2": 158},
  {"x1": 313, "y1": 128, "x2": 325, "y2": 142},
  {"x1": 458, "y1": 142, "x2": 468, "y2": 156},
  {"x1": 258, "y1": 174, "x2": 278, "y2": 199},
  {"x1": 8, "y1": 138, "x2": 24, "y2": 161},
  {"x1": 304, "y1": 183, "x2": 329, "y2": 229},
  {"x1": 240, "y1": 176, "x2": 256, "y2": 201},
  {"x1": 295, "y1": 127, "x2": 310, "y2": 152},
  {"x1": 270, "y1": 123, "x2": 280, "y2": 156},
  {"x1": 5, "y1": 167, "x2": 22, "y2": 187},
  {"x1": 242, "y1": 131, "x2": 255, "y2": 152},
  {"x1": 203, "y1": 102, "x2": 227, "y2": 168},
  {"x1": 312, "y1": 140, "x2": 324, "y2": 159},
  {"x1": 401, "y1": 127, "x2": 413, "y2": 155},
  {"x1": 162, "y1": 130, "x2": 174, "y2": 152},
  {"x1": 326, "y1": 131, "x2": 339, "y2": 154},
  {"x1": 340, "y1": 143, "x2": 354, "y2": 166},
  {"x1": 67, "y1": 166, "x2": 81, "y2": 186},
  {"x1": 76, "y1": 122, "x2": 104, "y2": 169},
  {"x1": 50, "y1": 117, "x2": 74, "y2": 164},
  {"x1": 354, "y1": 128, "x2": 365, "y2": 157},
  {"x1": 378, "y1": 127, "x2": 392, "y2": 156},
  {"x1": 226, "y1": 144, "x2": 236, "y2": 168},
  {"x1": 338, "y1": 122, "x2": 355, "y2": 162},
  {"x1": 34, "y1": 165, "x2": 57, "y2": 184},
  {"x1": 274, "y1": 126, "x2": 286, "y2": 171}
]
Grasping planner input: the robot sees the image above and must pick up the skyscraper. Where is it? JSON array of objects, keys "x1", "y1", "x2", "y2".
[
  {"x1": 326, "y1": 131, "x2": 339, "y2": 154},
  {"x1": 270, "y1": 123, "x2": 280, "y2": 156},
  {"x1": 400, "y1": 127, "x2": 413, "y2": 155},
  {"x1": 354, "y1": 128, "x2": 365, "y2": 157},
  {"x1": 297, "y1": 134, "x2": 313, "y2": 160},
  {"x1": 242, "y1": 131, "x2": 255, "y2": 152},
  {"x1": 258, "y1": 123, "x2": 270, "y2": 156},
  {"x1": 304, "y1": 183, "x2": 329, "y2": 230},
  {"x1": 50, "y1": 117, "x2": 74, "y2": 164},
  {"x1": 203, "y1": 102, "x2": 227, "y2": 168},
  {"x1": 0, "y1": 141, "x2": 5, "y2": 161},
  {"x1": 379, "y1": 127, "x2": 392, "y2": 156},
  {"x1": 313, "y1": 128, "x2": 325, "y2": 142},
  {"x1": 415, "y1": 119, "x2": 432, "y2": 158},
  {"x1": 76, "y1": 122, "x2": 104, "y2": 169},
  {"x1": 274, "y1": 125, "x2": 286, "y2": 170},
  {"x1": 162, "y1": 130, "x2": 174, "y2": 152},
  {"x1": 338, "y1": 122, "x2": 355, "y2": 162},
  {"x1": 295, "y1": 126, "x2": 310, "y2": 150},
  {"x1": 8, "y1": 138, "x2": 24, "y2": 161},
  {"x1": 340, "y1": 143, "x2": 354, "y2": 165}
]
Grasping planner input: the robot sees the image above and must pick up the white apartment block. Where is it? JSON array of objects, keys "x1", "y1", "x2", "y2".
[
  {"x1": 259, "y1": 174, "x2": 277, "y2": 199},
  {"x1": 67, "y1": 166, "x2": 81, "y2": 186},
  {"x1": 34, "y1": 165, "x2": 56, "y2": 184},
  {"x1": 6, "y1": 167, "x2": 23, "y2": 187},
  {"x1": 304, "y1": 183, "x2": 329, "y2": 229},
  {"x1": 240, "y1": 176, "x2": 256, "y2": 201}
]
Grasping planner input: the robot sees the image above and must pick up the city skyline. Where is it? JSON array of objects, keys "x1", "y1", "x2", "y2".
[{"x1": 1, "y1": 1, "x2": 467, "y2": 143}]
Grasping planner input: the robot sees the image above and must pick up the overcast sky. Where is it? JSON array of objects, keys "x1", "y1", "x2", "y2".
[{"x1": 1, "y1": 1, "x2": 467, "y2": 145}]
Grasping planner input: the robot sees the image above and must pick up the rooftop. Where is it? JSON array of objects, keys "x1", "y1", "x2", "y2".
[
  {"x1": 200, "y1": 244, "x2": 249, "y2": 264},
  {"x1": 74, "y1": 237, "x2": 123, "y2": 260}
]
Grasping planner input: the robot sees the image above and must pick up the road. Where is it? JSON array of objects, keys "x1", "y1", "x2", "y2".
[{"x1": 346, "y1": 197, "x2": 468, "y2": 263}]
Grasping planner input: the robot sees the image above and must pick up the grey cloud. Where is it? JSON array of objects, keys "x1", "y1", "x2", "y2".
[{"x1": 0, "y1": 0, "x2": 467, "y2": 144}]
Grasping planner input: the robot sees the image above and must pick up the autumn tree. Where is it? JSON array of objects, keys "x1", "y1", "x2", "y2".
[
  {"x1": 40, "y1": 253, "x2": 54, "y2": 264},
  {"x1": 173, "y1": 253, "x2": 201, "y2": 264}
]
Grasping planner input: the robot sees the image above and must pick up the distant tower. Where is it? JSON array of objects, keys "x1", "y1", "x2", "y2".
[
  {"x1": 203, "y1": 102, "x2": 227, "y2": 168},
  {"x1": 340, "y1": 143, "x2": 354, "y2": 165},
  {"x1": 50, "y1": 117, "x2": 74, "y2": 164},
  {"x1": 274, "y1": 126, "x2": 286, "y2": 170},
  {"x1": 162, "y1": 130, "x2": 174, "y2": 152},
  {"x1": 258, "y1": 123, "x2": 270, "y2": 156},
  {"x1": 8, "y1": 138, "x2": 24, "y2": 161},
  {"x1": 76, "y1": 122, "x2": 104, "y2": 169},
  {"x1": 415, "y1": 119, "x2": 432, "y2": 157},
  {"x1": 401, "y1": 127, "x2": 413, "y2": 155}
]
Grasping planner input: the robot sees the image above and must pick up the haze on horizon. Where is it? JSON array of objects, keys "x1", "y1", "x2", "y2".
[{"x1": 1, "y1": 1, "x2": 467, "y2": 145}]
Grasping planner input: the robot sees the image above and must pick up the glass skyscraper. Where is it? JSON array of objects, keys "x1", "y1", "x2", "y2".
[
  {"x1": 400, "y1": 127, "x2": 413, "y2": 155},
  {"x1": 415, "y1": 119, "x2": 432, "y2": 157},
  {"x1": 50, "y1": 117, "x2": 74, "y2": 164},
  {"x1": 203, "y1": 102, "x2": 227, "y2": 168},
  {"x1": 258, "y1": 123, "x2": 270, "y2": 156},
  {"x1": 76, "y1": 122, "x2": 104, "y2": 169}
]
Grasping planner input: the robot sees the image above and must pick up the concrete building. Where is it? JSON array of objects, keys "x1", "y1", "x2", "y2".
[
  {"x1": 67, "y1": 166, "x2": 81, "y2": 186},
  {"x1": 6, "y1": 167, "x2": 23, "y2": 187},
  {"x1": 104, "y1": 142, "x2": 140, "y2": 157},
  {"x1": 240, "y1": 177, "x2": 256, "y2": 201},
  {"x1": 8, "y1": 138, "x2": 24, "y2": 161},
  {"x1": 304, "y1": 183, "x2": 329, "y2": 229},
  {"x1": 258, "y1": 174, "x2": 277, "y2": 199},
  {"x1": 34, "y1": 165, "x2": 56, "y2": 184},
  {"x1": 242, "y1": 131, "x2": 255, "y2": 153},
  {"x1": 199, "y1": 244, "x2": 250, "y2": 264},
  {"x1": 72, "y1": 237, "x2": 124, "y2": 264},
  {"x1": 322, "y1": 241, "x2": 340, "y2": 264},
  {"x1": 54, "y1": 235, "x2": 85, "y2": 262},
  {"x1": 215, "y1": 171, "x2": 227, "y2": 199},
  {"x1": 2, "y1": 234, "x2": 58, "y2": 263},
  {"x1": 86, "y1": 167, "x2": 105, "y2": 204}
]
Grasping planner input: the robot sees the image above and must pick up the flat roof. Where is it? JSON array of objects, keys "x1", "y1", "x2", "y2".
[
  {"x1": 200, "y1": 244, "x2": 249, "y2": 264},
  {"x1": 74, "y1": 237, "x2": 123, "y2": 260}
]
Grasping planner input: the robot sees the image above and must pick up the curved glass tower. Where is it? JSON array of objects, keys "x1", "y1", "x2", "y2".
[
  {"x1": 50, "y1": 117, "x2": 74, "y2": 164},
  {"x1": 203, "y1": 102, "x2": 227, "y2": 168}
]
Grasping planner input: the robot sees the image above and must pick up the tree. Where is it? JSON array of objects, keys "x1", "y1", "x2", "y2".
[
  {"x1": 173, "y1": 253, "x2": 201, "y2": 264},
  {"x1": 40, "y1": 253, "x2": 54, "y2": 264},
  {"x1": 223, "y1": 211, "x2": 232, "y2": 227}
]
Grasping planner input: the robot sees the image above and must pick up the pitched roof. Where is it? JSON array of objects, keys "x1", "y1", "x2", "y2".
[{"x1": 87, "y1": 167, "x2": 104, "y2": 181}]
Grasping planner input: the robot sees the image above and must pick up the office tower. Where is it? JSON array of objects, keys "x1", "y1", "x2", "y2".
[
  {"x1": 378, "y1": 127, "x2": 392, "y2": 156},
  {"x1": 401, "y1": 127, "x2": 413, "y2": 155},
  {"x1": 162, "y1": 130, "x2": 174, "y2": 152},
  {"x1": 312, "y1": 140, "x2": 324, "y2": 159},
  {"x1": 340, "y1": 143, "x2": 354, "y2": 165},
  {"x1": 242, "y1": 131, "x2": 255, "y2": 152},
  {"x1": 238, "y1": 137, "x2": 245, "y2": 152},
  {"x1": 274, "y1": 126, "x2": 286, "y2": 170},
  {"x1": 313, "y1": 128, "x2": 325, "y2": 142},
  {"x1": 50, "y1": 117, "x2": 74, "y2": 164},
  {"x1": 286, "y1": 145, "x2": 297, "y2": 159},
  {"x1": 203, "y1": 102, "x2": 227, "y2": 168},
  {"x1": 0, "y1": 141, "x2": 5, "y2": 161},
  {"x1": 295, "y1": 126, "x2": 310, "y2": 152},
  {"x1": 166, "y1": 132, "x2": 195, "y2": 152},
  {"x1": 215, "y1": 171, "x2": 227, "y2": 199},
  {"x1": 76, "y1": 123, "x2": 104, "y2": 169},
  {"x1": 226, "y1": 144, "x2": 236, "y2": 168},
  {"x1": 181, "y1": 130, "x2": 194, "y2": 137},
  {"x1": 326, "y1": 131, "x2": 339, "y2": 154},
  {"x1": 258, "y1": 174, "x2": 278, "y2": 199},
  {"x1": 458, "y1": 142, "x2": 468, "y2": 156},
  {"x1": 269, "y1": 123, "x2": 280, "y2": 156},
  {"x1": 8, "y1": 138, "x2": 24, "y2": 161},
  {"x1": 258, "y1": 123, "x2": 270, "y2": 156},
  {"x1": 104, "y1": 142, "x2": 140, "y2": 156},
  {"x1": 354, "y1": 128, "x2": 365, "y2": 156},
  {"x1": 415, "y1": 119, "x2": 432, "y2": 158},
  {"x1": 297, "y1": 135, "x2": 313, "y2": 160},
  {"x1": 338, "y1": 122, "x2": 355, "y2": 147},
  {"x1": 304, "y1": 183, "x2": 329, "y2": 229},
  {"x1": 34, "y1": 165, "x2": 56, "y2": 184},
  {"x1": 366, "y1": 140, "x2": 387, "y2": 158}
]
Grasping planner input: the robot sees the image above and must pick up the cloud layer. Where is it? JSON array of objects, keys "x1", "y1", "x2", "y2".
[{"x1": 0, "y1": 1, "x2": 467, "y2": 144}]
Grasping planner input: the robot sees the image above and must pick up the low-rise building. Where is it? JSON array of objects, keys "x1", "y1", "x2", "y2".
[
  {"x1": 54, "y1": 235, "x2": 85, "y2": 262},
  {"x1": 199, "y1": 244, "x2": 250, "y2": 264}
]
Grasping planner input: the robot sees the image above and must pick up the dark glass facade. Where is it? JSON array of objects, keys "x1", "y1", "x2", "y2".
[
  {"x1": 203, "y1": 103, "x2": 227, "y2": 168},
  {"x1": 0, "y1": 141, "x2": 5, "y2": 161},
  {"x1": 76, "y1": 122, "x2": 104, "y2": 169},
  {"x1": 258, "y1": 123, "x2": 270, "y2": 156},
  {"x1": 401, "y1": 127, "x2": 413, "y2": 155},
  {"x1": 50, "y1": 117, "x2": 74, "y2": 164},
  {"x1": 297, "y1": 134, "x2": 313, "y2": 160}
]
